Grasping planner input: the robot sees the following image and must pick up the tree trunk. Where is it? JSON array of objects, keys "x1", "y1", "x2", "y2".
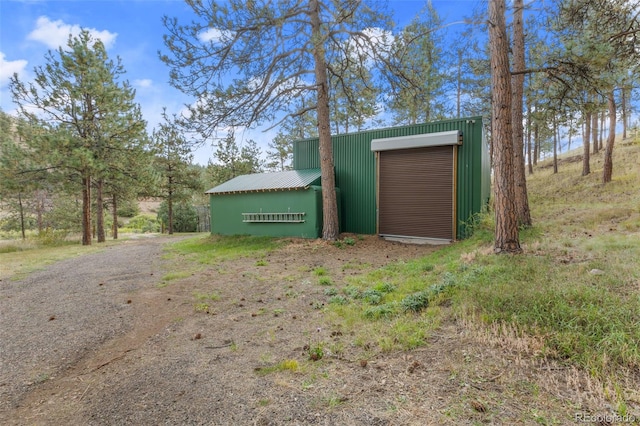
[
  {"x1": 533, "y1": 122, "x2": 539, "y2": 165},
  {"x1": 592, "y1": 111, "x2": 599, "y2": 154},
  {"x1": 510, "y1": 0, "x2": 531, "y2": 227},
  {"x1": 310, "y1": 0, "x2": 339, "y2": 241},
  {"x1": 112, "y1": 194, "x2": 118, "y2": 240},
  {"x1": 96, "y1": 178, "x2": 106, "y2": 243},
  {"x1": 567, "y1": 117, "x2": 573, "y2": 151},
  {"x1": 168, "y1": 187, "x2": 174, "y2": 235},
  {"x1": 18, "y1": 192, "x2": 26, "y2": 240},
  {"x1": 489, "y1": 0, "x2": 521, "y2": 254},
  {"x1": 82, "y1": 174, "x2": 92, "y2": 245},
  {"x1": 599, "y1": 111, "x2": 605, "y2": 151},
  {"x1": 36, "y1": 190, "x2": 44, "y2": 233},
  {"x1": 582, "y1": 111, "x2": 591, "y2": 176},
  {"x1": 553, "y1": 117, "x2": 558, "y2": 174},
  {"x1": 603, "y1": 91, "x2": 616, "y2": 183},
  {"x1": 621, "y1": 88, "x2": 627, "y2": 140},
  {"x1": 527, "y1": 102, "x2": 533, "y2": 174}
]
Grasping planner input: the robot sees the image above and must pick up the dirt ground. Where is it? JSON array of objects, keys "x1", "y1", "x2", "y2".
[{"x1": 0, "y1": 234, "x2": 627, "y2": 425}]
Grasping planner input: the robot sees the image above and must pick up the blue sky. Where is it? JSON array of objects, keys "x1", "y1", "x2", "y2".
[{"x1": 0, "y1": 0, "x2": 481, "y2": 164}]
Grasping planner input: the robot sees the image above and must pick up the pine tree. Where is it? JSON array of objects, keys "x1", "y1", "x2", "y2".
[
  {"x1": 387, "y1": 3, "x2": 449, "y2": 125},
  {"x1": 160, "y1": 0, "x2": 396, "y2": 240},
  {"x1": 153, "y1": 111, "x2": 202, "y2": 234},
  {"x1": 10, "y1": 31, "x2": 147, "y2": 245},
  {"x1": 488, "y1": 0, "x2": 521, "y2": 254}
]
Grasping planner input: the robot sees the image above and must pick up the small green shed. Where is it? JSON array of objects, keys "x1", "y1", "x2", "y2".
[{"x1": 205, "y1": 169, "x2": 327, "y2": 238}]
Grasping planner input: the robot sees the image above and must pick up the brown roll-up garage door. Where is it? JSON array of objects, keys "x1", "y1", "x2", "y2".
[{"x1": 378, "y1": 145, "x2": 455, "y2": 240}]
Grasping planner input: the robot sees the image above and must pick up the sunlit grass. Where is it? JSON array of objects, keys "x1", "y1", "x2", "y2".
[
  {"x1": 165, "y1": 234, "x2": 285, "y2": 264},
  {"x1": 0, "y1": 239, "x2": 107, "y2": 281},
  {"x1": 326, "y1": 136, "x2": 640, "y2": 388}
]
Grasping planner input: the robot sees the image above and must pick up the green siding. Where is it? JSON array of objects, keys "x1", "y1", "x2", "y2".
[
  {"x1": 210, "y1": 187, "x2": 323, "y2": 238},
  {"x1": 293, "y1": 117, "x2": 490, "y2": 239}
]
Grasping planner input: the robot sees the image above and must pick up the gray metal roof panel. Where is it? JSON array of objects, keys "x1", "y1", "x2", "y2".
[
  {"x1": 205, "y1": 169, "x2": 321, "y2": 194},
  {"x1": 371, "y1": 130, "x2": 461, "y2": 152}
]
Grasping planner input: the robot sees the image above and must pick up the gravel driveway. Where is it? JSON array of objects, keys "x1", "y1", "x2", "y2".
[
  {"x1": 0, "y1": 236, "x2": 184, "y2": 424},
  {"x1": 0, "y1": 234, "x2": 615, "y2": 425}
]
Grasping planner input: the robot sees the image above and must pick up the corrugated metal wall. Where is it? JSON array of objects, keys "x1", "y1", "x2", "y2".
[
  {"x1": 210, "y1": 187, "x2": 323, "y2": 238},
  {"x1": 293, "y1": 117, "x2": 490, "y2": 238},
  {"x1": 294, "y1": 132, "x2": 377, "y2": 234}
]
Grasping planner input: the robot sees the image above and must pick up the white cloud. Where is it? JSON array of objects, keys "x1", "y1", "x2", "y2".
[
  {"x1": 199, "y1": 28, "x2": 223, "y2": 43},
  {"x1": 0, "y1": 52, "x2": 28, "y2": 85},
  {"x1": 198, "y1": 27, "x2": 234, "y2": 44},
  {"x1": 134, "y1": 79, "x2": 153, "y2": 88},
  {"x1": 27, "y1": 16, "x2": 118, "y2": 50}
]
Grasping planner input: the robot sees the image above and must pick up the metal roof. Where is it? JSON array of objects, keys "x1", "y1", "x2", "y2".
[{"x1": 205, "y1": 169, "x2": 321, "y2": 195}]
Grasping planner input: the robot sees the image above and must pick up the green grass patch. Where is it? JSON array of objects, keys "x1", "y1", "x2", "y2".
[
  {"x1": 160, "y1": 270, "x2": 192, "y2": 283},
  {"x1": 313, "y1": 266, "x2": 328, "y2": 276},
  {"x1": 255, "y1": 358, "x2": 300, "y2": 375},
  {"x1": 194, "y1": 291, "x2": 220, "y2": 301},
  {"x1": 326, "y1": 140, "x2": 640, "y2": 386},
  {"x1": 318, "y1": 276, "x2": 333, "y2": 286},
  {"x1": 456, "y1": 250, "x2": 640, "y2": 376},
  {"x1": 165, "y1": 234, "x2": 285, "y2": 264},
  {"x1": 0, "y1": 240, "x2": 108, "y2": 281}
]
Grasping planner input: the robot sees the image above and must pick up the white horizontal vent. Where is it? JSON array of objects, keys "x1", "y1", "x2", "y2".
[{"x1": 371, "y1": 130, "x2": 461, "y2": 152}]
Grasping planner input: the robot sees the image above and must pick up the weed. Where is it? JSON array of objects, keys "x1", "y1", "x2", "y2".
[
  {"x1": 343, "y1": 237, "x2": 356, "y2": 246},
  {"x1": 323, "y1": 287, "x2": 338, "y2": 296},
  {"x1": 313, "y1": 266, "x2": 328, "y2": 276},
  {"x1": 400, "y1": 290, "x2": 430, "y2": 312},
  {"x1": 318, "y1": 276, "x2": 333, "y2": 286},
  {"x1": 362, "y1": 289, "x2": 384, "y2": 305},
  {"x1": 162, "y1": 270, "x2": 192, "y2": 283},
  {"x1": 255, "y1": 259, "x2": 268, "y2": 266},
  {"x1": 308, "y1": 327, "x2": 325, "y2": 361},
  {"x1": 284, "y1": 289, "x2": 299, "y2": 298},
  {"x1": 328, "y1": 295, "x2": 348, "y2": 305},
  {"x1": 194, "y1": 302, "x2": 211, "y2": 313},
  {"x1": 308, "y1": 343, "x2": 324, "y2": 361},
  {"x1": 194, "y1": 291, "x2": 220, "y2": 301},
  {"x1": 324, "y1": 393, "x2": 347, "y2": 407},
  {"x1": 32, "y1": 372, "x2": 50, "y2": 384},
  {"x1": 255, "y1": 359, "x2": 300, "y2": 375},
  {"x1": 374, "y1": 282, "x2": 397, "y2": 293},
  {"x1": 302, "y1": 377, "x2": 316, "y2": 390},
  {"x1": 343, "y1": 286, "x2": 361, "y2": 299},
  {"x1": 363, "y1": 303, "x2": 396, "y2": 319}
]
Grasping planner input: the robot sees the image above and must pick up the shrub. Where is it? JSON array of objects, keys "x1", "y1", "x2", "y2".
[
  {"x1": 362, "y1": 289, "x2": 384, "y2": 305},
  {"x1": 126, "y1": 214, "x2": 160, "y2": 233},
  {"x1": 157, "y1": 201, "x2": 199, "y2": 232},
  {"x1": 117, "y1": 199, "x2": 140, "y2": 218},
  {"x1": 400, "y1": 290, "x2": 430, "y2": 312},
  {"x1": 363, "y1": 303, "x2": 396, "y2": 319}
]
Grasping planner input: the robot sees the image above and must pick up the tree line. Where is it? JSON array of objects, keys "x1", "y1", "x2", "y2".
[{"x1": 1, "y1": 0, "x2": 639, "y2": 250}]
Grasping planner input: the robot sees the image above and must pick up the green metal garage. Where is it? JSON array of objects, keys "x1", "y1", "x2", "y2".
[{"x1": 207, "y1": 116, "x2": 490, "y2": 241}]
